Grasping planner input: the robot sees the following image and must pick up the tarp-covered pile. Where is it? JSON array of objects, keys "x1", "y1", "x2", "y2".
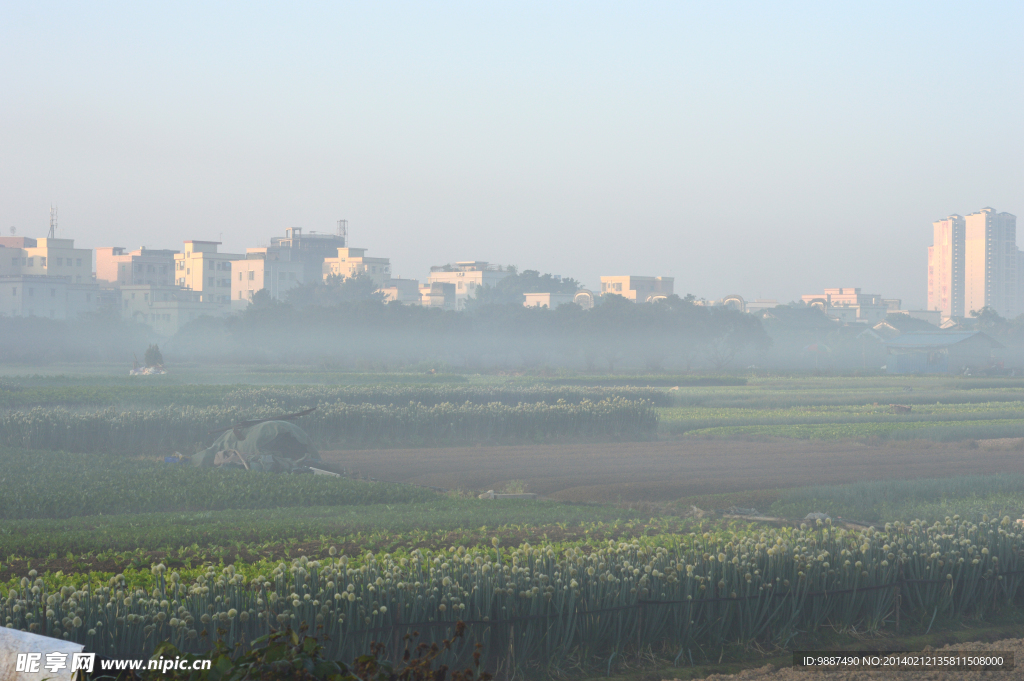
[{"x1": 191, "y1": 420, "x2": 320, "y2": 473}]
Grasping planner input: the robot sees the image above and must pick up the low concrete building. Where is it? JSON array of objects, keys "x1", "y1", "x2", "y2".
[
  {"x1": 800, "y1": 287, "x2": 889, "y2": 324},
  {"x1": 420, "y1": 281, "x2": 456, "y2": 310},
  {"x1": 884, "y1": 332, "x2": 1003, "y2": 374},
  {"x1": 96, "y1": 247, "x2": 177, "y2": 286},
  {"x1": 523, "y1": 292, "x2": 575, "y2": 309},
  {"x1": 0, "y1": 275, "x2": 100, "y2": 319},
  {"x1": 599, "y1": 276, "x2": 673, "y2": 303},
  {"x1": 121, "y1": 284, "x2": 229, "y2": 336},
  {"x1": 380, "y1": 278, "x2": 421, "y2": 304},
  {"x1": 427, "y1": 261, "x2": 511, "y2": 309},
  {"x1": 231, "y1": 249, "x2": 305, "y2": 309}
]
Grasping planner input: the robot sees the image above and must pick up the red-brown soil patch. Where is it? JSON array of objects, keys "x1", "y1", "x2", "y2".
[{"x1": 321, "y1": 438, "x2": 1022, "y2": 502}]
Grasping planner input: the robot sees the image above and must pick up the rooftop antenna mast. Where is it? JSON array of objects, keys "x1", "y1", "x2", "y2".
[
  {"x1": 48, "y1": 205, "x2": 57, "y2": 238},
  {"x1": 337, "y1": 219, "x2": 348, "y2": 246}
]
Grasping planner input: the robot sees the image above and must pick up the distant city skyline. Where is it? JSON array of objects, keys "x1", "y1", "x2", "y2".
[{"x1": 2, "y1": 2, "x2": 1021, "y2": 306}]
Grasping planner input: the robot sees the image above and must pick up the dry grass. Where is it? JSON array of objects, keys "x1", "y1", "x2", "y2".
[{"x1": 321, "y1": 437, "x2": 1024, "y2": 503}]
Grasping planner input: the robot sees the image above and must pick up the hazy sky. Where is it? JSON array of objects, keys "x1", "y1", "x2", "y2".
[{"x1": 2, "y1": 2, "x2": 1021, "y2": 306}]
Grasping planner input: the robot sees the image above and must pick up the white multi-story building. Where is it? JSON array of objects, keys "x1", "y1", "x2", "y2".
[
  {"x1": 173, "y1": 241, "x2": 243, "y2": 304},
  {"x1": 322, "y1": 247, "x2": 392, "y2": 287},
  {"x1": 426, "y1": 262, "x2": 511, "y2": 309},
  {"x1": 0, "y1": 237, "x2": 93, "y2": 284},
  {"x1": 0, "y1": 236, "x2": 100, "y2": 319},
  {"x1": 96, "y1": 247, "x2": 178, "y2": 287},
  {"x1": 268, "y1": 227, "x2": 347, "y2": 284},
  {"x1": 231, "y1": 249, "x2": 305, "y2": 309}
]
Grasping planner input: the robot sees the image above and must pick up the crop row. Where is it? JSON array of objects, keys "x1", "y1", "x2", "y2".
[
  {"x1": 5, "y1": 517, "x2": 1024, "y2": 674},
  {"x1": 0, "y1": 506, "x2": 655, "y2": 570},
  {"x1": 0, "y1": 449, "x2": 438, "y2": 521},
  {"x1": 660, "y1": 400, "x2": 1024, "y2": 425},
  {"x1": 770, "y1": 475, "x2": 1024, "y2": 524},
  {"x1": 0, "y1": 397, "x2": 658, "y2": 455},
  {"x1": 0, "y1": 382, "x2": 671, "y2": 409},
  {"x1": 683, "y1": 419, "x2": 1024, "y2": 441},
  {"x1": 223, "y1": 385, "x2": 673, "y2": 408}
]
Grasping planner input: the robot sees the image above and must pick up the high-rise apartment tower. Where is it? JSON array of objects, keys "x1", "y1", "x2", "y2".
[
  {"x1": 964, "y1": 208, "x2": 1017, "y2": 318},
  {"x1": 928, "y1": 207, "x2": 1018, "y2": 319},
  {"x1": 927, "y1": 215, "x2": 965, "y2": 317}
]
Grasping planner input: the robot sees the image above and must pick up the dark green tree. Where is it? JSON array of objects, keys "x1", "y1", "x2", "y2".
[
  {"x1": 286, "y1": 274, "x2": 385, "y2": 307},
  {"x1": 466, "y1": 269, "x2": 581, "y2": 308},
  {"x1": 143, "y1": 344, "x2": 164, "y2": 367}
]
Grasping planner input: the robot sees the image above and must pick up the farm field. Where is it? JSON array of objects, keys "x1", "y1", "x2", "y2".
[
  {"x1": 5, "y1": 370, "x2": 1024, "y2": 677},
  {"x1": 4, "y1": 372, "x2": 1024, "y2": 452}
]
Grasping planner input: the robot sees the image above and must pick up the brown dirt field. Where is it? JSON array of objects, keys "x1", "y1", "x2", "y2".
[{"x1": 321, "y1": 438, "x2": 1024, "y2": 503}]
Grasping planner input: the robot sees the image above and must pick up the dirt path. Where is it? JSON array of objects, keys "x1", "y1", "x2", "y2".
[
  {"x1": 321, "y1": 438, "x2": 1023, "y2": 502},
  {"x1": 686, "y1": 638, "x2": 1024, "y2": 679}
]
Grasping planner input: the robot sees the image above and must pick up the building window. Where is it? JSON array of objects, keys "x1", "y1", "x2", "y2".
[
  {"x1": 238, "y1": 272, "x2": 242, "y2": 281},
  {"x1": 40, "y1": 257, "x2": 46, "y2": 266},
  {"x1": 11, "y1": 287, "x2": 15, "y2": 296},
  {"x1": 27, "y1": 258, "x2": 33, "y2": 267},
  {"x1": 208, "y1": 276, "x2": 214, "y2": 286},
  {"x1": 11, "y1": 258, "x2": 16, "y2": 265},
  {"x1": 76, "y1": 259, "x2": 82, "y2": 266},
  {"x1": 248, "y1": 271, "x2": 254, "y2": 280},
  {"x1": 208, "y1": 260, "x2": 214, "y2": 270}
]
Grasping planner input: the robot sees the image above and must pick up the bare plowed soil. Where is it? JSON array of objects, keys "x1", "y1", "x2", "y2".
[
  {"x1": 689, "y1": 638, "x2": 1024, "y2": 680},
  {"x1": 320, "y1": 438, "x2": 1024, "y2": 502}
]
